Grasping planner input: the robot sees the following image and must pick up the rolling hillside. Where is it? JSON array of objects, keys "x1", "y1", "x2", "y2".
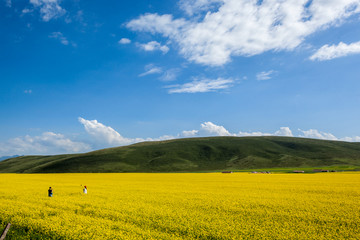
[{"x1": 1, "y1": 136, "x2": 360, "y2": 173}]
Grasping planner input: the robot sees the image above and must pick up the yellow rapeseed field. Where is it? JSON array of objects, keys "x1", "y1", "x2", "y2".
[{"x1": 0, "y1": 173, "x2": 359, "y2": 239}]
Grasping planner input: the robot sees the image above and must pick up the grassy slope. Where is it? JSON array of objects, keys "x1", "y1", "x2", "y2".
[{"x1": 1, "y1": 136, "x2": 360, "y2": 173}]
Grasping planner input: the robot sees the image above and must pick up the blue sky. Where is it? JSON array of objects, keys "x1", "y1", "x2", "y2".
[{"x1": 1, "y1": 0, "x2": 360, "y2": 156}]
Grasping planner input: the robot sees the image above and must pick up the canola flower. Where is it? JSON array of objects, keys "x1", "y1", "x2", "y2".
[{"x1": 0, "y1": 173, "x2": 359, "y2": 239}]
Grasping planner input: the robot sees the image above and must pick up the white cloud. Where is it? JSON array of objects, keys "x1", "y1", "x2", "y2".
[
  {"x1": 2, "y1": 119, "x2": 360, "y2": 156},
  {"x1": 274, "y1": 127, "x2": 293, "y2": 137},
  {"x1": 118, "y1": 38, "x2": 131, "y2": 44},
  {"x1": 127, "y1": 13, "x2": 187, "y2": 36},
  {"x1": 49, "y1": 32, "x2": 69, "y2": 45},
  {"x1": 0, "y1": 132, "x2": 91, "y2": 156},
  {"x1": 78, "y1": 117, "x2": 175, "y2": 147},
  {"x1": 139, "y1": 64, "x2": 163, "y2": 77},
  {"x1": 30, "y1": 0, "x2": 66, "y2": 22},
  {"x1": 200, "y1": 122, "x2": 233, "y2": 136},
  {"x1": 256, "y1": 70, "x2": 275, "y2": 81},
  {"x1": 128, "y1": 0, "x2": 360, "y2": 66},
  {"x1": 182, "y1": 123, "x2": 295, "y2": 138},
  {"x1": 236, "y1": 127, "x2": 360, "y2": 141},
  {"x1": 310, "y1": 41, "x2": 360, "y2": 61},
  {"x1": 78, "y1": 117, "x2": 136, "y2": 146},
  {"x1": 166, "y1": 77, "x2": 234, "y2": 93},
  {"x1": 237, "y1": 131, "x2": 271, "y2": 137},
  {"x1": 237, "y1": 127, "x2": 293, "y2": 137},
  {"x1": 138, "y1": 41, "x2": 169, "y2": 54},
  {"x1": 181, "y1": 124, "x2": 360, "y2": 142},
  {"x1": 184, "y1": 123, "x2": 293, "y2": 138},
  {"x1": 298, "y1": 129, "x2": 338, "y2": 140},
  {"x1": 182, "y1": 130, "x2": 199, "y2": 137},
  {"x1": 146, "y1": 135, "x2": 175, "y2": 142},
  {"x1": 72, "y1": 119, "x2": 360, "y2": 146},
  {"x1": 340, "y1": 136, "x2": 360, "y2": 142},
  {"x1": 24, "y1": 89, "x2": 32, "y2": 94},
  {"x1": 0, "y1": 118, "x2": 177, "y2": 155},
  {"x1": 181, "y1": 122, "x2": 231, "y2": 137}
]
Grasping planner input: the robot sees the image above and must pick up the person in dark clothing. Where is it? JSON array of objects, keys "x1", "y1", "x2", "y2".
[{"x1": 48, "y1": 187, "x2": 53, "y2": 197}]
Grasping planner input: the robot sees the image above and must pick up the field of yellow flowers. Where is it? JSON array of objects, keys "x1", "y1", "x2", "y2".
[{"x1": 0, "y1": 172, "x2": 359, "y2": 239}]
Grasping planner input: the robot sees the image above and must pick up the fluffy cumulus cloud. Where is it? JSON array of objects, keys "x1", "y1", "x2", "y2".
[
  {"x1": 166, "y1": 77, "x2": 234, "y2": 93},
  {"x1": 78, "y1": 117, "x2": 175, "y2": 147},
  {"x1": 0, "y1": 118, "x2": 176, "y2": 156},
  {"x1": 118, "y1": 38, "x2": 131, "y2": 44},
  {"x1": 78, "y1": 117, "x2": 136, "y2": 146},
  {"x1": 310, "y1": 41, "x2": 360, "y2": 61},
  {"x1": 30, "y1": 0, "x2": 66, "y2": 22},
  {"x1": 77, "y1": 119, "x2": 294, "y2": 147},
  {"x1": 235, "y1": 127, "x2": 294, "y2": 137},
  {"x1": 181, "y1": 130, "x2": 199, "y2": 137},
  {"x1": 0, "y1": 132, "x2": 91, "y2": 156},
  {"x1": 274, "y1": 127, "x2": 293, "y2": 137},
  {"x1": 182, "y1": 122, "x2": 360, "y2": 141},
  {"x1": 237, "y1": 127, "x2": 293, "y2": 137},
  {"x1": 298, "y1": 129, "x2": 338, "y2": 140},
  {"x1": 138, "y1": 41, "x2": 169, "y2": 54},
  {"x1": 181, "y1": 122, "x2": 294, "y2": 137},
  {"x1": 341, "y1": 136, "x2": 360, "y2": 142},
  {"x1": 200, "y1": 122, "x2": 232, "y2": 136},
  {"x1": 127, "y1": 0, "x2": 360, "y2": 66}
]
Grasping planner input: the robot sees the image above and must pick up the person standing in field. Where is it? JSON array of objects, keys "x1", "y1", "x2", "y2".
[
  {"x1": 83, "y1": 185, "x2": 87, "y2": 194},
  {"x1": 48, "y1": 187, "x2": 53, "y2": 197}
]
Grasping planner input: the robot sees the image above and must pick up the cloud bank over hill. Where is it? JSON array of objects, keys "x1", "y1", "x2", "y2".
[
  {"x1": 1, "y1": 118, "x2": 360, "y2": 156},
  {"x1": 0, "y1": 132, "x2": 91, "y2": 156}
]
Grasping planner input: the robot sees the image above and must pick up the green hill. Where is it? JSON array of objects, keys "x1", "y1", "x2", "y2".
[{"x1": 1, "y1": 136, "x2": 360, "y2": 173}]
